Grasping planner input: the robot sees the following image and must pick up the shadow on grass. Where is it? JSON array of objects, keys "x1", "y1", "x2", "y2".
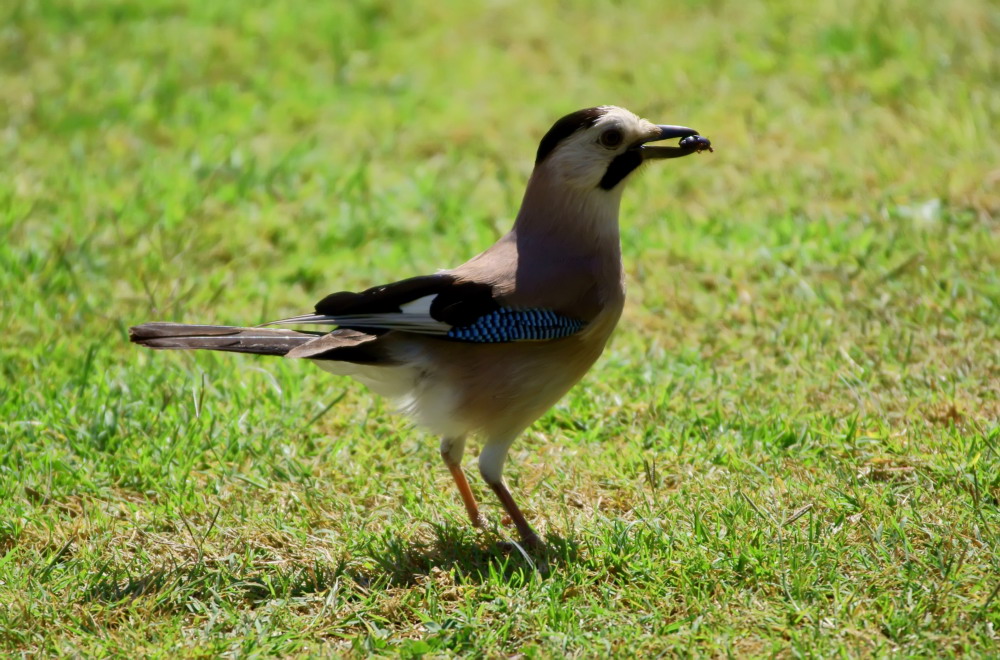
[
  {"x1": 78, "y1": 524, "x2": 581, "y2": 610},
  {"x1": 362, "y1": 522, "x2": 582, "y2": 586}
]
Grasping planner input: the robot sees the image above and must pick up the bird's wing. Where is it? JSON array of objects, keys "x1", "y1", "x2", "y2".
[{"x1": 266, "y1": 274, "x2": 587, "y2": 343}]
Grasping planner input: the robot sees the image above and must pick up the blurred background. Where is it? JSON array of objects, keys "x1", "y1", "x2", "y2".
[
  {"x1": 3, "y1": 0, "x2": 996, "y2": 321},
  {"x1": 0, "y1": 0, "x2": 997, "y2": 655},
  {"x1": 4, "y1": 0, "x2": 996, "y2": 403}
]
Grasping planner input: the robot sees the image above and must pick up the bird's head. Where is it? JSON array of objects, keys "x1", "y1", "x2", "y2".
[{"x1": 533, "y1": 105, "x2": 711, "y2": 193}]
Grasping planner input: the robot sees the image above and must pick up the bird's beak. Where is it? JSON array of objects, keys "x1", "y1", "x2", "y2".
[{"x1": 638, "y1": 125, "x2": 713, "y2": 159}]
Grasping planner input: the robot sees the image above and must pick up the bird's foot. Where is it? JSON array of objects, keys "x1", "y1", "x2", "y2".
[
  {"x1": 520, "y1": 532, "x2": 544, "y2": 549},
  {"x1": 497, "y1": 531, "x2": 544, "y2": 554}
]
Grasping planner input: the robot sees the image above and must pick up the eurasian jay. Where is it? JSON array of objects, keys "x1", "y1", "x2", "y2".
[{"x1": 130, "y1": 106, "x2": 712, "y2": 548}]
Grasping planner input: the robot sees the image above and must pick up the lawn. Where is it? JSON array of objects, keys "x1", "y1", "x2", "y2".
[{"x1": 1, "y1": 0, "x2": 998, "y2": 656}]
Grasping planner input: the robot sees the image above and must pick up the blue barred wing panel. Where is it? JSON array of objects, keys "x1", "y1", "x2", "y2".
[{"x1": 446, "y1": 308, "x2": 585, "y2": 343}]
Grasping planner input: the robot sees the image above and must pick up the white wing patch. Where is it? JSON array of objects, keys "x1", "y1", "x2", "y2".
[
  {"x1": 399, "y1": 294, "x2": 437, "y2": 316},
  {"x1": 264, "y1": 292, "x2": 448, "y2": 333}
]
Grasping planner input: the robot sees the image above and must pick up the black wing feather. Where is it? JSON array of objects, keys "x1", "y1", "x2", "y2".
[
  {"x1": 314, "y1": 274, "x2": 499, "y2": 328},
  {"x1": 272, "y1": 274, "x2": 586, "y2": 343}
]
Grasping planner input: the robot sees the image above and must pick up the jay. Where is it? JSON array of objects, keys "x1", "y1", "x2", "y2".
[{"x1": 131, "y1": 106, "x2": 712, "y2": 548}]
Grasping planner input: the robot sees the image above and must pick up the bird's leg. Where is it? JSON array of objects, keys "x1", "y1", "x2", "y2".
[
  {"x1": 440, "y1": 435, "x2": 487, "y2": 528},
  {"x1": 479, "y1": 436, "x2": 543, "y2": 548},
  {"x1": 487, "y1": 482, "x2": 543, "y2": 549}
]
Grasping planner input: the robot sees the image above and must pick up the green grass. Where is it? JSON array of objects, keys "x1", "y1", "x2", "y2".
[{"x1": 2, "y1": 0, "x2": 998, "y2": 656}]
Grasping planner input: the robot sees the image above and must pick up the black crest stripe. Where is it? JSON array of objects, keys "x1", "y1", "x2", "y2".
[{"x1": 535, "y1": 107, "x2": 607, "y2": 164}]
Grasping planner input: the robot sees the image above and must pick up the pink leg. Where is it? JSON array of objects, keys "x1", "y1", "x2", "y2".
[
  {"x1": 487, "y1": 480, "x2": 542, "y2": 548},
  {"x1": 440, "y1": 436, "x2": 487, "y2": 528},
  {"x1": 444, "y1": 459, "x2": 487, "y2": 528}
]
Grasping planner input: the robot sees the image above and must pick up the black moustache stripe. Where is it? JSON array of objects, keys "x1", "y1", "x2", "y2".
[{"x1": 599, "y1": 150, "x2": 642, "y2": 190}]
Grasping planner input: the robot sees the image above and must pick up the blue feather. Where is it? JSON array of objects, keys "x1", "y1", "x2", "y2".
[{"x1": 447, "y1": 308, "x2": 585, "y2": 343}]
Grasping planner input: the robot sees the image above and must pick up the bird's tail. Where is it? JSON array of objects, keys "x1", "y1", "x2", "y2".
[{"x1": 129, "y1": 323, "x2": 323, "y2": 357}]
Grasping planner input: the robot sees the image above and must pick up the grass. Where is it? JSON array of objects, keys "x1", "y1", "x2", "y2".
[{"x1": 1, "y1": 0, "x2": 998, "y2": 655}]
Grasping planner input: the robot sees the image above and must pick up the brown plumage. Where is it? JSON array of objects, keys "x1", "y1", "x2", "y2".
[{"x1": 130, "y1": 106, "x2": 712, "y2": 548}]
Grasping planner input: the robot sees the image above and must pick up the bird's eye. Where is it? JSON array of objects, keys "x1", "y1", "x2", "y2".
[{"x1": 599, "y1": 129, "x2": 623, "y2": 148}]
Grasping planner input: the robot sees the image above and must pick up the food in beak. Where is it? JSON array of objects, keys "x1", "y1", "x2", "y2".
[{"x1": 680, "y1": 135, "x2": 713, "y2": 153}]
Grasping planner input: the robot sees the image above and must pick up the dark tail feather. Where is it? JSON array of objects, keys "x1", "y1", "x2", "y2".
[{"x1": 129, "y1": 322, "x2": 323, "y2": 357}]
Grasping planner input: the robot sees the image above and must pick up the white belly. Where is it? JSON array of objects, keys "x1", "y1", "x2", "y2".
[{"x1": 313, "y1": 359, "x2": 469, "y2": 439}]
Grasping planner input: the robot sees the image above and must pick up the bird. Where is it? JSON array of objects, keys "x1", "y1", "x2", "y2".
[{"x1": 130, "y1": 105, "x2": 712, "y2": 549}]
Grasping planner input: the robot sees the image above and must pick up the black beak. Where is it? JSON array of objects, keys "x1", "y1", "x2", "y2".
[{"x1": 639, "y1": 125, "x2": 713, "y2": 159}]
